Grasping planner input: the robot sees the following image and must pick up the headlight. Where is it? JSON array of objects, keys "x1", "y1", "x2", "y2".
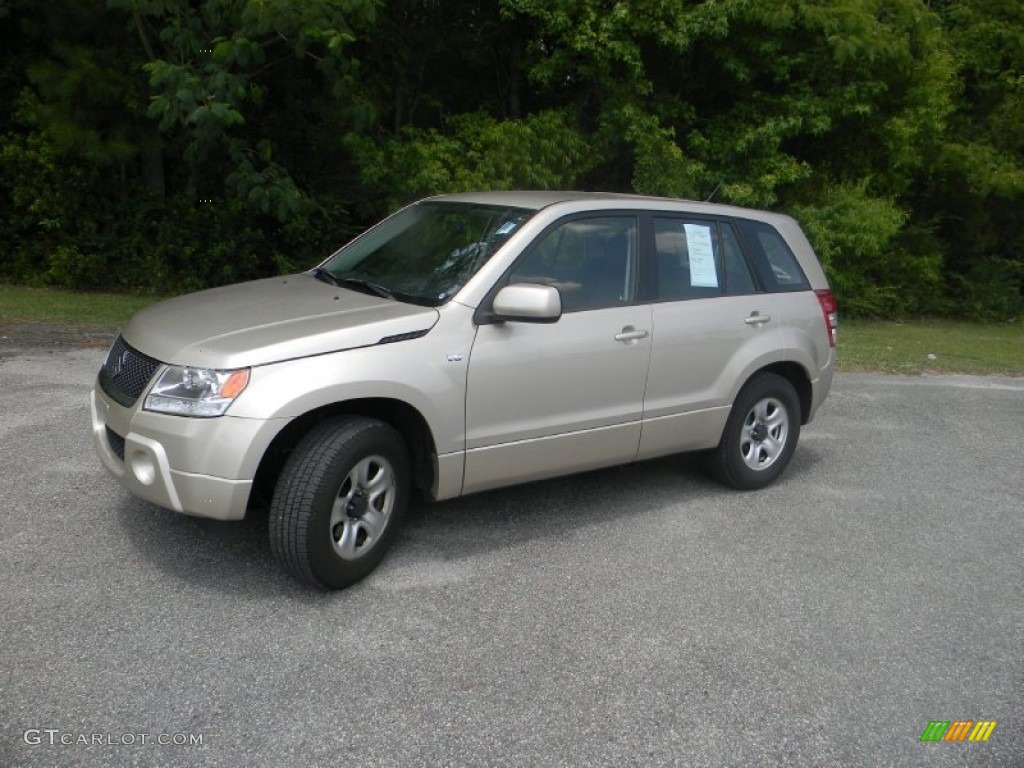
[{"x1": 144, "y1": 366, "x2": 250, "y2": 417}]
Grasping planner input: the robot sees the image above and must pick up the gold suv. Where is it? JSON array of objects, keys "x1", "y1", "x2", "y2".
[{"x1": 92, "y1": 192, "x2": 837, "y2": 589}]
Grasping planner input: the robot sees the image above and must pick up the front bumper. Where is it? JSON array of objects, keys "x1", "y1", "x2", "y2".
[{"x1": 91, "y1": 386, "x2": 282, "y2": 520}]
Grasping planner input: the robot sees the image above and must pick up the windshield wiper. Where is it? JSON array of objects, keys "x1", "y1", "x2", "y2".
[
  {"x1": 312, "y1": 267, "x2": 341, "y2": 287},
  {"x1": 315, "y1": 267, "x2": 406, "y2": 302},
  {"x1": 314, "y1": 269, "x2": 393, "y2": 300},
  {"x1": 336, "y1": 276, "x2": 395, "y2": 300}
]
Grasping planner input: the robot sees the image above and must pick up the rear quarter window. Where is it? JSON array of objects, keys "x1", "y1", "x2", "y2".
[{"x1": 737, "y1": 220, "x2": 810, "y2": 292}]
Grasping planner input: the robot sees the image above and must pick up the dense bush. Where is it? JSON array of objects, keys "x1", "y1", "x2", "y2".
[
  {"x1": 0, "y1": 0, "x2": 1020, "y2": 318},
  {"x1": 0, "y1": 133, "x2": 347, "y2": 294}
]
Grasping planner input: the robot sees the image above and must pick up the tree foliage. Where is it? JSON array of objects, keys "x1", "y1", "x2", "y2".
[
  {"x1": 0, "y1": 0, "x2": 1020, "y2": 317},
  {"x1": 346, "y1": 109, "x2": 594, "y2": 211}
]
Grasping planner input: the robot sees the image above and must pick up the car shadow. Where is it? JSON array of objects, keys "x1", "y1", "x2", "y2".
[
  {"x1": 115, "y1": 448, "x2": 821, "y2": 595},
  {"x1": 397, "y1": 453, "x2": 711, "y2": 552},
  {"x1": 115, "y1": 497, "x2": 317, "y2": 598}
]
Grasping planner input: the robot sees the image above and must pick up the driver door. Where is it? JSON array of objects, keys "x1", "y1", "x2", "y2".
[{"x1": 463, "y1": 215, "x2": 652, "y2": 494}]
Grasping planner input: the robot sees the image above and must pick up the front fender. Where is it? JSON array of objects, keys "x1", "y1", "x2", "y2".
[{"x1": 228, "y1": 304, "x2": 477, "y2": 459}]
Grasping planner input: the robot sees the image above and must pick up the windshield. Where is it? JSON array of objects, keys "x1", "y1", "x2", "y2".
[{"x1": 319, "y1": 201, "x2": 535, "y2": 306}]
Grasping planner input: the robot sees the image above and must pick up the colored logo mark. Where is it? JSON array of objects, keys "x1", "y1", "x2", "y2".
[{"x1": 921, "y1": 720, "x2": 997, "y2": 742}]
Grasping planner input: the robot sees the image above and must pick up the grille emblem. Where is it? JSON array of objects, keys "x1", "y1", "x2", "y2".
[{"x1": 111, "y1": 349, "x2": 129, "y2": 377}]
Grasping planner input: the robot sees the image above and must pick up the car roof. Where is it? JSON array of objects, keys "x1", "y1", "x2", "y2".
[
  {"x1": 424, "y1": 190, "x2": 793, "y2": 224},
  {"x1": 426, "y1": 190, "x2": 644, "y2": 209}
]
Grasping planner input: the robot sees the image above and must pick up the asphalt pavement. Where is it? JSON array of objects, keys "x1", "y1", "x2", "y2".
[{"x1": 1, "y1": 345, "x2": 1021, "y2": 767}]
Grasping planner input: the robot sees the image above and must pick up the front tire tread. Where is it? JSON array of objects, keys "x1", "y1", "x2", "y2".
[{"x1": 269, "y1": 417, "x2": 408, "y2": 589}]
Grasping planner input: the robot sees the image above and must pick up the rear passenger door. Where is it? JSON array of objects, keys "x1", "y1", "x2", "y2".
[{"x1": 637, "y1": 216, "x2": 793, "y2": 459}]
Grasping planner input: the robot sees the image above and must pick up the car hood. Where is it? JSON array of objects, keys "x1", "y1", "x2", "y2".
[{"x1": 122, "y1": 274, "x2": 439, "y2": 368}]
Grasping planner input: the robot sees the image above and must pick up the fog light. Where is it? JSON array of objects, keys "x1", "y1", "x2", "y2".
[{"x1": 130, "y1": 451, "x2": 156, "y2": 485}]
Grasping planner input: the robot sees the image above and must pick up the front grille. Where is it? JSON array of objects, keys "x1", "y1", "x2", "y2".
[
  {"x1": 105, "y1": 426, "x2": 126, "y2": 461},
  {"x1": 98, "y1": 336, "x2": 161, "y2": 407}
]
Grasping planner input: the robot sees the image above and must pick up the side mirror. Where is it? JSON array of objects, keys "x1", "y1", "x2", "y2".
[{"x1": 491, "y1": 284, "x2": 562, "y2": 323}]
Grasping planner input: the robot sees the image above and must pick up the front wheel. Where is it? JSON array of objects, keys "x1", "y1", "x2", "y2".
[
  {"x1": 709, "y1": 373, "x2": 801, "y2": 490},
  {"x1": 269, "y1": 416, "x2": 410, "y2": 589}
]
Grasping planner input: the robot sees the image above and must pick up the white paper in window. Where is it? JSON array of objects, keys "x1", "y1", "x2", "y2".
[{"x1": 684, "y1": 223, "x2": 718, "y2": 288}]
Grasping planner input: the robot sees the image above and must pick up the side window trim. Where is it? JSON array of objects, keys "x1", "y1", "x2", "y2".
[
  {"x1": 637, "y1": 213, "x2": 657, "y2": 303},
  {"x1": 717, "y1": 219, "x2": 761, "y2": 296}
]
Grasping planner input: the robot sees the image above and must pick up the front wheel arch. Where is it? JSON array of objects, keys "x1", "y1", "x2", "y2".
[{"x1": 250, "y1": 398, "x2": 437, "y2": 512}]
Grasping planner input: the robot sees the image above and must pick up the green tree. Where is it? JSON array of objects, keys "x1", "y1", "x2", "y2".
[
  {"x1": 920, "y1": 0, "x2": 1024, "y2": 318},
  {"x1": 0, "y1": 0, "x2": 1019, "y2": 316},
  {"x1": 110, "y1": 0, "x2": 376, "y2": 217},
  {"x1": 346, "y1": 109, "x2": 594, "y2": 211},
  {"x1": 0, "y1": 0, "x2": 149, "y2": 286},
  {"x1": 502, "y1": 0, "x2": 958, "y2": 314},
  {"x1": 0, "y1": 0, "x2": 377, "y2": 292}
]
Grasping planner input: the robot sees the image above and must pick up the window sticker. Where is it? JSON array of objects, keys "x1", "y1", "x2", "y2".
[
  {"x1": 495, "y1": 220, "x2": 518, "y2": 236},
  {"x1": 684, "y1": 223, "x2": 718, "y2": 288}
]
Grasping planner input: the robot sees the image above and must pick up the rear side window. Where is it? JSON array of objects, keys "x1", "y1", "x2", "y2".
[
  {"x1": 653, "y1": 218, "x2": 758, "y2": 300},
  {"x1": 737, "y1": 220, "x2": 809, "y2": 292}
]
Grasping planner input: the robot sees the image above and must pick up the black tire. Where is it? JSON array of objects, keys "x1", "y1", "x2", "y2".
[
  {"x1": 709, "y1": 373, "x2": 801, "y2": 490},
  {"x1": 269, "y1": 416, "x2": 409, "y2": 589}
]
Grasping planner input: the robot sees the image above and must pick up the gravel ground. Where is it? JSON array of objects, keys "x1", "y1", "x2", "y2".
[
  {"x1": 0, "y1": 343, "x2": 1021, "y2": 768},
  {"x1": 0, "y1": 320, "x2": 116, "y2": 356}
]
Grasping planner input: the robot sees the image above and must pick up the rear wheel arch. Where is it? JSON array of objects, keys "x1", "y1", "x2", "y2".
[
  {"x1": 747, "y1": 361, "x2": 813, "y2": 424},
  {"x1": 710, "y1": 371, "x2": 802, "y2": 490}
]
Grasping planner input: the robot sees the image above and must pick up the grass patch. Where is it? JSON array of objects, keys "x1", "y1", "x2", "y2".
[
  {"x1": 2, "y1": 284, "x2": 1021, "y2": 375},
  {"x1": 838, "y1": 319, "x2": 1024, "y2": 375},
  {"x1": 0, "y1": 284, "x2": 162, "y2": 327}
]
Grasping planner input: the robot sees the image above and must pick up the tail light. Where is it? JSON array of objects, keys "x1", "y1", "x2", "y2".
[{"x1": 815, "y1": 289, "x2": 838, "y2": 347}]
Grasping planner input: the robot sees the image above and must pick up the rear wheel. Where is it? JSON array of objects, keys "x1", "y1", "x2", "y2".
[
  {"x1": 709, "y1": 373, "x2": 801, "y2": 490},
  {"x1": 270, "y1": 416, "x2": 409, "y2": 589}
]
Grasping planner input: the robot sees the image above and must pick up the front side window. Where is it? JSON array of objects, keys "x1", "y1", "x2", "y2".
[
  {"x1": 509, "y1": 216, "x2": 638, "y2": 312},
  {"x1": 321, "y1": 201, "x2": 534, "y2": 306}
]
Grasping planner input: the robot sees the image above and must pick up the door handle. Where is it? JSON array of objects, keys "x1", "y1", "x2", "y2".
[
  {"x1": 614, "y1": 327, "x2": 649, "y2": 342},
  {"x1": 744, "y1": 312, "x2": 771, "y2": 326}
]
